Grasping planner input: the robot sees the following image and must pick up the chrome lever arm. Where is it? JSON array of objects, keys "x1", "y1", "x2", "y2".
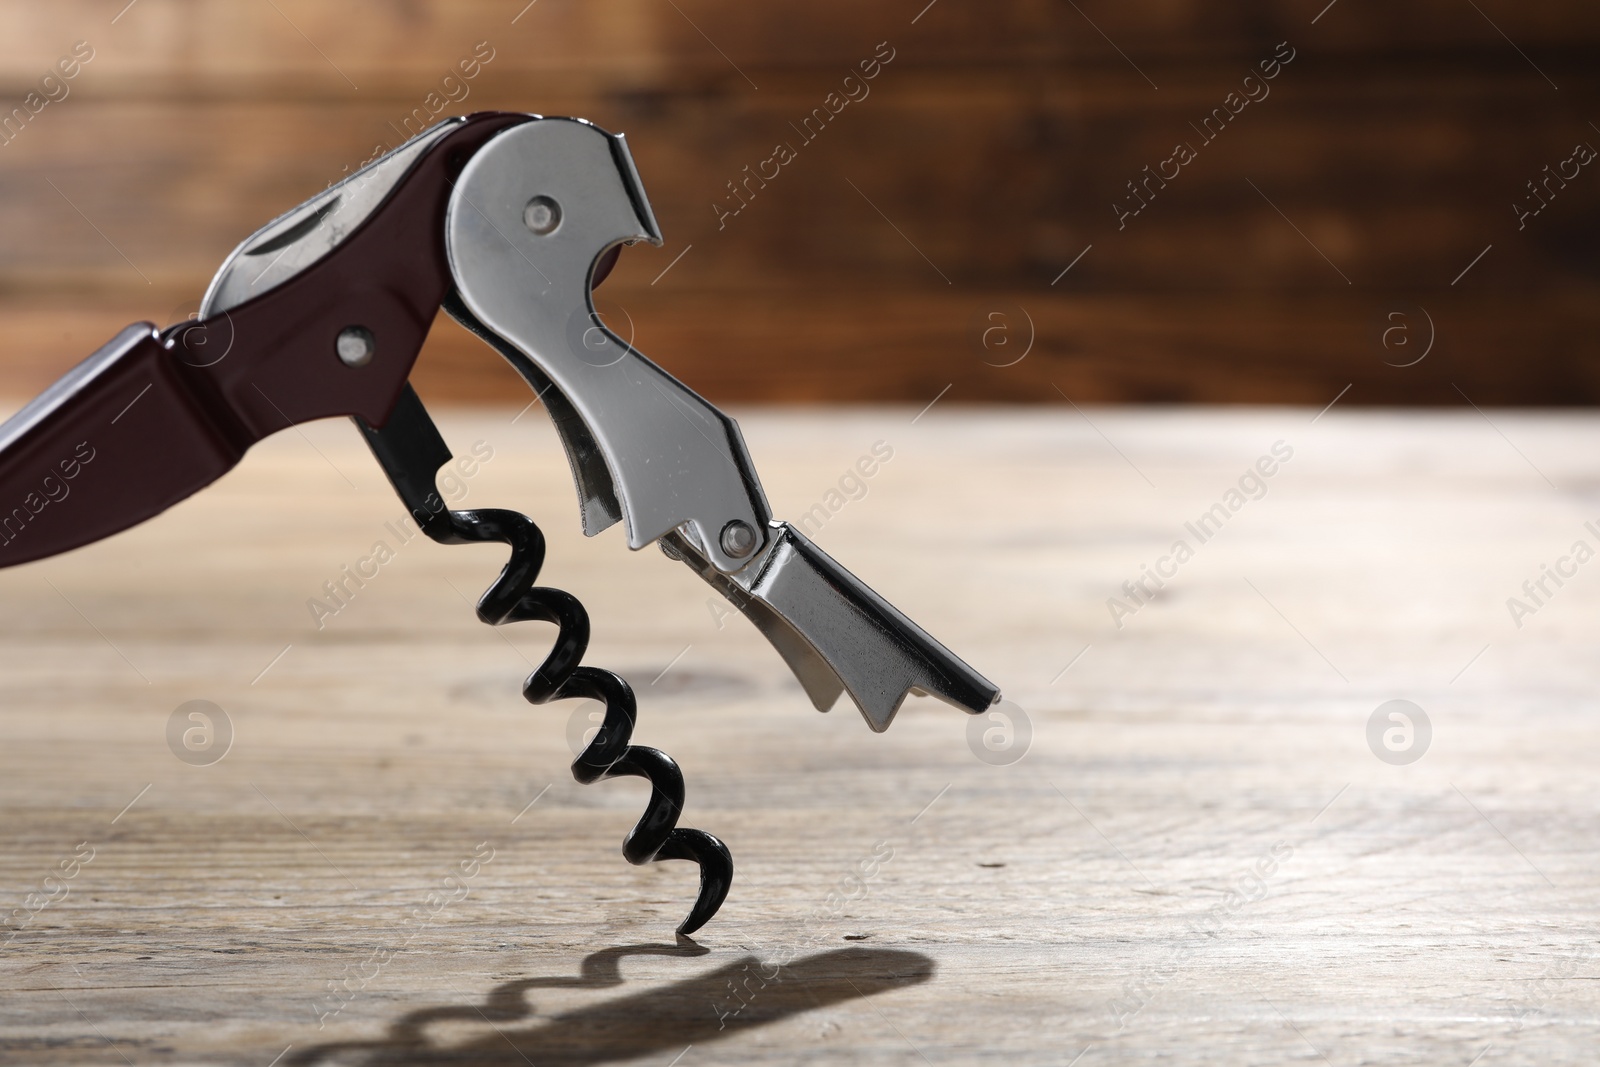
[
  {"x1": 444, "y1": 117, "x2": 1000, "y2": 730},
  {"x1": 444, "y1": 117, "x2": 772, "y2": 576}
]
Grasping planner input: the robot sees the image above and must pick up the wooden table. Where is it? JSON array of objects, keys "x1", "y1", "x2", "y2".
[{"x1": 2, "y1": 405, "x2": 1596, "y2": 1065}]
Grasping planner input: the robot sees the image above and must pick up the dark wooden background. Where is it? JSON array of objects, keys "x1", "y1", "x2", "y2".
[{"x1": 0, "y1": 0, "x2": 1596, "y2": 405}]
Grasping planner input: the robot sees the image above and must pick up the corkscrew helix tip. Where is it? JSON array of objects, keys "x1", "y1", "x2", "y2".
[{"x1": 359, "y1": 386, "x2": 732, "y2": 936}]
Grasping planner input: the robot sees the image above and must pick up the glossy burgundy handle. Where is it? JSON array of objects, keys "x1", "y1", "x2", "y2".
[
  {"x1": 0, "y1": 111, "x2": 528, "y2": 570},
  {"x1": 174, "y1": 110, "x2": 528, "y2": 435},
  {"x1": 0, "y1": 324, "x2": 240, "y2": 567}
]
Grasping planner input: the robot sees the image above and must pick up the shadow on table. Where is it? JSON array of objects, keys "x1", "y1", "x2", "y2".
[{"x1": 288, "y1": 941, "x2": 934, "y2": 1066}]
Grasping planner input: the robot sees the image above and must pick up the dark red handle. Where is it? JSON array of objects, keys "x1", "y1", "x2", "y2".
[
  {"x1": 0, "y1": 111, "x2": 529, "y2": 570},
  {"x1": 0, "y1": 324, "x2": 239, "y2": 567}
]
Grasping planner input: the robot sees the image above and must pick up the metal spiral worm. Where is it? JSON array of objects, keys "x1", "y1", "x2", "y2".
[{"x1": 359, "y1": 386, "x2": 732, "y2": 937}]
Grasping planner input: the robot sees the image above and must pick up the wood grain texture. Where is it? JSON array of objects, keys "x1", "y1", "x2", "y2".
[
  {"x1": 0, "y1": 2, "x2": 1596, "y2": 403},
  {"x1": 1, "y1": 405, "x2": 1598, "y2": 1064}
]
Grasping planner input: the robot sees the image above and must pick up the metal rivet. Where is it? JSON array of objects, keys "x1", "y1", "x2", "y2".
[
  {"x1": 523, "y1": 196, "x2": 561, "y2": 235},
  {"x1": 719, "y1": 520, "x2": 757, "y2": 559},
  {"x1": 336, "y1": 326, "x2": 375, "y2": 367},
  {"x1": 659, "y1": 539, "x2": 684, "y2": 562}
]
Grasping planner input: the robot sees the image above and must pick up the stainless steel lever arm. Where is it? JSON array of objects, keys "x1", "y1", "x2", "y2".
[{"x1": 444, "y1": 117, "x2": 1000, "y2": 731}]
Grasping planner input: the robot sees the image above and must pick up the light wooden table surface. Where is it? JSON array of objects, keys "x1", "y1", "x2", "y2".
[{"x1": 2, "y1": 404, "x2": 1597, "y2": 1065}]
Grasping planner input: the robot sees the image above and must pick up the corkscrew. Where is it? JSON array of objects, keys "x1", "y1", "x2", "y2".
[
  {"x1": 360, "y1": 384, "x2": 732, "y2": 934},
  {"x1": 0, "y1": 112, "x2": 1000, "y2": 935}
]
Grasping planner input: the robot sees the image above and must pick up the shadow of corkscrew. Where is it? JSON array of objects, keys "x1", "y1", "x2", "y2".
[{"x1": 288, "y1": 940, "x2": 934, "y2": 1066}]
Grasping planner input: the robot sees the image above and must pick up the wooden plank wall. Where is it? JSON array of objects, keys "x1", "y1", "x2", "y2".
[{"x1": 0, "y1": 0, "x2": 1595, "y2": 404}]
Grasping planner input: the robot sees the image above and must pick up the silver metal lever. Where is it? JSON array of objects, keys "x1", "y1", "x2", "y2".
[
  {"x1": 444, "y1": 117, "x2": 771, "y2": 576},
  {"x1": 443, "y1": 116, "x2": 1001, "y2": 730},
  {"x1": 664, "y1": 522, "x2": 999, "y2": 731}
]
